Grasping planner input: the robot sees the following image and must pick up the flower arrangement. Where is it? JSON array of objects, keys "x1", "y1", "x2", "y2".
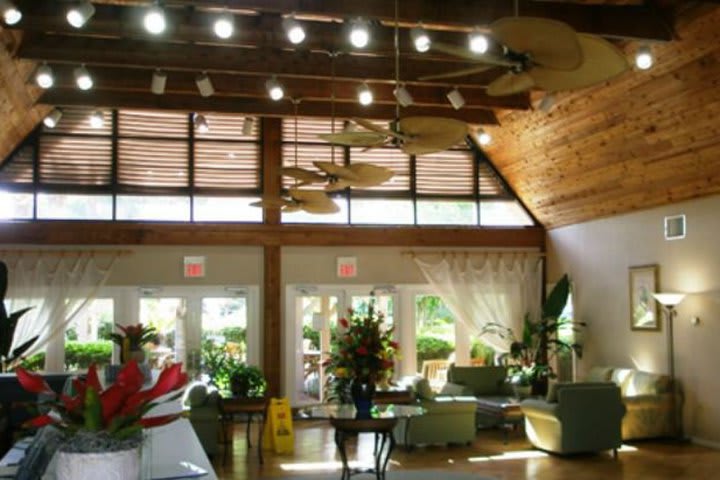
[
  {"x1": 15, "y1": 360, "x2": 187, "y2": 452},
  {"x1": 323, "y1": 299, "x2": 398, "y2": 402},
  {"x1": 109, "y1": 323, "x2": 157, "y2": 363}
]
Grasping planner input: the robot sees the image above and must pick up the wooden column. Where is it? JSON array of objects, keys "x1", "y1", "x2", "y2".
[{"x1": 261, "y1": 117, "x2": 282, "y2": 396}]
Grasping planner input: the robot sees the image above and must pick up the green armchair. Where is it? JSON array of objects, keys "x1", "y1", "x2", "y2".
[
  {"x1": 520, "y1": 382, "x2": 626, "y2": 456},
  {"x1": 183, "y1": 383, "x2": 221, "y2": 457}
]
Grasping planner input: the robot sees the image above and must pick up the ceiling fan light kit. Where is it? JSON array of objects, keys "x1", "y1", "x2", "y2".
[
  {"x1": 66, "y1": 1, "x2": 95, "y2": 29},
  {"x1": 0, "y1": 0, "x2": 20, "y2": 25},
  {"x1": 151, "y1": 69, "x2": 167, "y2": 95}
]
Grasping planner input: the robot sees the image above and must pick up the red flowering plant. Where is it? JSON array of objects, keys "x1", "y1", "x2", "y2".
[
  {"x1": 15, "y1": 360, "x2": 187, "y2": 452},
  {"x1": 322, "y1": 298, "x2": 399, "y2": 403},
  {"x1": 109, "y1": 323, "x2": 157, "y2": 363}
]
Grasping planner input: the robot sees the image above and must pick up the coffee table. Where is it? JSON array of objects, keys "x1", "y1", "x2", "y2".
[
  {"x1": 475, "y1": 396, "x2": 525, "y2": 444},
  {"x1": 305, "y1": 404, "x2": 424, "y2": 480}
]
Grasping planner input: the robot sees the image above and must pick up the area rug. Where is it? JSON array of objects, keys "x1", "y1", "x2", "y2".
[{"x1": 264, "y1": 471, "x2": 496, "y2": 480}]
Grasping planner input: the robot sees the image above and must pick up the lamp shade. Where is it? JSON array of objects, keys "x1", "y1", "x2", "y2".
[{"x1": 652, "y1": 293, "x2": 686, "y2": 307}]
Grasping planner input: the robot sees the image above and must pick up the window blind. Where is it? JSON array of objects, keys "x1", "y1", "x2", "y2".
[
  {"x1": 416, "y1": 149, "x2": 474, "y2": 196},
  {"x1": 478, "y1": 161, "x2": 510, "y2": 197},
  {"x1": 117, "y1": 139, "x2": 189, "y2": 191},
  {"x1": 0, "y1": 145, "x2": 34, "y2": 184},
  {"x1": 39, "y1": 136, "x2": 112, "y2": 186},
  {"x1": 195, "y1": 141, "x2": 260, "y2": 191}
]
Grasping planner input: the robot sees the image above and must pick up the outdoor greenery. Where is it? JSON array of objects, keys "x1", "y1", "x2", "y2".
[
  {"x1": 22, "y1": 341, "x2": 113, "y2": 371},
  {"x1": 416, "y1": 336, "x2": 454, "y2": 365},
  {"x1": 200, "y1": 339, "x2": 265, "y2": 397},
  {"x1": 303, "y1": 325, "x2": 321, "y2": 351}
]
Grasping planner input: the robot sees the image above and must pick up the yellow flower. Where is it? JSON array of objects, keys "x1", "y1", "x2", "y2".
[{"x1": 335, "y1": 367, "x2": 348, "y2": 378}]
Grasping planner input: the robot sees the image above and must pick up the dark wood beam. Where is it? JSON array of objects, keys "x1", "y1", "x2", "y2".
[
  {"x1": 77, "y1": 0, "x2": 673, "y2": 40},
  {"x1": 39, "y1": 89, "x2": 501, "y2": 124},
  {"x1": 262, "y1": 118, "x2": 282, "y2": 225},
  {"x1": 42, "y1": 64, "x2": 530, "y2": 111},
  {"x1": 0, "y1": 222, "x2": 546, "y2": 248},
  {"x1": 262, "y1": 244, "x2": 281, "y2": 397},
  {"x1": 18, "y1": 34, "x2": 498, "y2": 85}
]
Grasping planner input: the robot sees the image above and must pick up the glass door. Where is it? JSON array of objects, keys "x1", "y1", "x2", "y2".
[
  {"x1": 139, "y1": 297, "x2": 188, "y2": 368},
  {"x1": 297, "y1": 294, "x2": 339, "y2": 404}
]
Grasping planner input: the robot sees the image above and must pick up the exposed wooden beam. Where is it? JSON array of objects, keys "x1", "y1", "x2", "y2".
[
  {"x1": 79, "y1": 0, "x2": 673, "y2": 40},
  {"x1": 263, "y1": 244, "x2": 281, "y2": 397},
  {"x1": 41, "y1": 64, "x2": 530, "y2": 111},
  {"x1": 39, "y1": 89, "x2": 501, "y2": 124},
  {"x1": 0, "y1": 222, "x2": 546, "y2": 248},
  {"x1": 262, "y1": 118, "x2": 282, "y2": 225}
]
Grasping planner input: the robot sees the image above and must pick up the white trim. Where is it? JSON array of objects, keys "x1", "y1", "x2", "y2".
[{"x1": 691, "y1": 437, "x2": 720, "y2": 450}]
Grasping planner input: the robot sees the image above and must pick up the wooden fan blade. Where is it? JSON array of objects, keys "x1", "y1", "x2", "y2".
[
  {"x1": 430, "y1": 42, "x2": 514, "y2": 67},
  {"x1": 250, "y1": 196, "x2": 291, "y2": 208},
  {"x1": 281, "y1": 167, "x2": 326, "y2": 186},
  {"x1": 492, "y1": 17, "x2": 583, "y2": 71},
  {"x1": 289, "y1": 188, "x2": 340, "y2": 214},
  {"x1": 318, "y1": 131, "x2": 388, "y2": 147},
  {"x1": 419, "y1": 65, "x2": 497, "y2": 82},
  {"x1": 353, "y1": 118, "x2": 410, "y2": 142},
  {"x1": 398, "y1": 116, "x2": 469, "y2": 155},
  {"x1": 325, "y1": 163, "x2": 394, "y2": 191},
  {"x1": 313, "y1": 161, "x2": 361, "y2": 181},
  {"x1": 281, "y1": 204, "x2": 303, "y2": 213},
  {"x1": 529, "y1": 34, "x2": 630, "y2": 92},
  {"x1": 486, "y1": 71, "x2": 535, "y2": 96}
]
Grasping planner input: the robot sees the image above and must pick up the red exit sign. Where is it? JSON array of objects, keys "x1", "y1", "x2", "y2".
[
  {"x1": 337, "y1": 257, "x2": 357, "y2": 278},
  {"x1": 184, "y1": 256, "x2": 206, "y2": 278}
]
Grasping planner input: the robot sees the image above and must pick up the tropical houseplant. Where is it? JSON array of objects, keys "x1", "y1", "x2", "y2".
[
  {"x1": 108, "y1": 323, "x2": 157, "y2": 364},
  {"x1": 0, "y1": 260, "x2": 37, "y2": 372},
  {"x1": 201, "y1": 339, "x2": 266, "y2": 398},
  {"x1": 16, "y1": 360, "x2": 187, "y2": 480}
]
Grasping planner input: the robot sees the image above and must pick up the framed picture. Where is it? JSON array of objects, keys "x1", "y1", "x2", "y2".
[{"x1": 629, "y1": 265, "x2": 660, "y2": 331}]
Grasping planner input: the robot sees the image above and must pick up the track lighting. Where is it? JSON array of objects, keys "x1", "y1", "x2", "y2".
[
  {"x1": 195, "y1": 72, "x2": 214, "y2": 97},
  {"x1": 410, "y1": 24, "x2": 431, "y2": 53},
  {"x1": 357, "y1": 83, "x2": 373, "y2": 106},
  {"x1": 446, "y1": 87, "x2": 465, "y2": 110},
  {"x1": 66, "y1": 1, "x2": 95, "y2": 28},
  {"x1": 283, "y1": 16, "x2": 305, "y2": 45},
  {"x1": 242, "y1": 117, "x2": 254, "y2": 136},
  {"x1": 74, "y1": 65, "x2": 93, "y2": 90},
  {"x1": 476, "y1": 128, "x2": 491, "y2": 146},
  {"x1": 349, "y1": 18, "x2": 370, "y2": 48},
  {"x1": 151, "y1": 69, "x2": 166, "y2": 95},
  {"x1": 265, "y1": 77, "x2": 284, "y2": 101},
  {"x1": 213, "y1": 13, "x2": 234, "y2": 39},
  {"x1": 0, "y1": 1, "x2": 21, "y2": 25},
  {"x1": 393, "y1": 85, "x2": 414, "y2": 107},
  {"x1": 635, "y1": 45, "x2": 654, "y2": 70},
  {"x1": 194, "y1": 113, "x2": 209, "y2": 133},
  {"x1": 35, "y1": 63, "x2": 54, "y2": 89},
  {"x1": 468, "y1": 28, "x2": 489, "y2": 54},
  {"x1": 144, "y1": 4, "x2": 166, "y2": 35},
  {"x1": 43, "y1": 109, "x2": 62, "y2": 129},
  {"x1": 89, "y1": 110, "x2": 104, "y2": 129}
]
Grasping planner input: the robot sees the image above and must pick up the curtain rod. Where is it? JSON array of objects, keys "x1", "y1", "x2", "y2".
[
  {"x1": 0, "y1": 249, "x2": 134, "y2": 257},
  {"x1": 401, "y1": 250, "x2": 545, "y2": 257}
]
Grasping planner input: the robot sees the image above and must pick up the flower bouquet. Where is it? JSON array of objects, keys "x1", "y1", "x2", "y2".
[
  {"x1": 16, "y1": 361, "x2": 187, "y2": 480},
  {"x1": 109, "y1": 323, "x2": 157, "y2": 364}
]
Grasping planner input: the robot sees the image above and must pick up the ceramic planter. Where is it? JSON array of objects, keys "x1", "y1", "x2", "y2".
[{"x1": 55, "y1": 447, "x2": 140, "y2": 480}]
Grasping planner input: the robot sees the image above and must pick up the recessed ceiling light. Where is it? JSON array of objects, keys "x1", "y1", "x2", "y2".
[
  {"x1": 635, "y1": 45, "x2": 654, "y2": 70},
  {"x1": 66, "y1": 1, "x2": 95, "y2": 28},
  {"x1": 43, "y1": 109, "x2": 62, "y2": 129},
  {"x1": 477, "y1": 128, "x2": 491, "y2": 146},
  {"x1": 349, "y1": 18, "x2": 370, "y2": 49},
  {"x1": 89, "y1": 110, "x2": 104, "y2": 129},
  {"x1": 357, "y1": 83, "x2": 373, "y2": 106},
  {"x1": 0, "y1": 0, "x2": 21, "y2": 26},
  {"x1": 213, "y1": 13, "x2": 234, "y2": 39},
  {"x1": 74, "y1": 65, "x2": 93, "y2": 90},
  {"x1": 266, "y1": 77, "x2": 284, "y2": 101},
  {"x1": 468, "y1": 29, "x2": 489, "y2": 54},
  {"x1": 283, "y1": 16, "x2": 306, "y2": 45},
  {"x1": 35, "y1": 63, "x2": 54, "y2": 89},
  {"x1": 410, "y1": 24, "x2": 431, "y2": 53},
  {"x1": 144, "y1": 4, "x2": 166, "y2": 35}
]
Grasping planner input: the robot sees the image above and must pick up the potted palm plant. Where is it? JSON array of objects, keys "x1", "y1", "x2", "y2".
[{"x1": 0, "y1": 260, "x2": 37, "y2": 372}]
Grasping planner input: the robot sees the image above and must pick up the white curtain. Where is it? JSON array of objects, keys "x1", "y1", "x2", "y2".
[
  {"x1": 413, "y1": 252, "x2": 543, "y2": 353},
  {"x1": 4, "y1": 252, "x2": 118, "y2": 371}
]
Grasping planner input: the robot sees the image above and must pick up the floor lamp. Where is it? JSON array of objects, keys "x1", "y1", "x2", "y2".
[{"x1": 653, "y1": 292, "x2": 686, "y2": 439}]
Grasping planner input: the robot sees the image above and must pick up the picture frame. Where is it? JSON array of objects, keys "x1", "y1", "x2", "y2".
[{"x1": 629, "y1": 265, "x2": 660, "y2": 331}]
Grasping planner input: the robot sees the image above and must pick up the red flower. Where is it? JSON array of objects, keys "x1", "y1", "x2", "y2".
[
  {"x1": 356, "y1": 345, "x2": 368, "y2": 355},
  {"x1": 140, "y1": 413, "x2": 182, "y2": 428},
  {"x1": 15, "y1": 367, "x2": 54, "y2": 395},
  {"x1": 389, "y1": 341, "x2": 399, "y2": 349},
  {"x1": 24, "y1": 414, "x2": 56, "y2": 429},
  {"x1": 339, "y1": 318, "x2": 349, "y2": 329}
]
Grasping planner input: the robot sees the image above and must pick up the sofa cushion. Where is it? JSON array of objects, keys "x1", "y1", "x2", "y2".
[
  {"x1": 625, "y1": 371, "x2": 668, "y2": 397},
  {"x1": 546, "y1": 382, "x2": 612, "y2": 403},
  {"x1": 585, "y1": 366, "x2": 614, "y2": 383},
  {"x1": 415, "y1": 378, "x2": 436, "y2": 400},
  {"x1": 439, "y1": 382, "x2": 470, "y2": 396},
  {"x1": 447, "y1": 365, "x2": 507, "y2": 396}
]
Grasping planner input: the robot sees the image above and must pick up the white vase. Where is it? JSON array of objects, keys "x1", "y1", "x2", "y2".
[{"x1": 55, "y1": 447, "x2": 140, "y2": 480}]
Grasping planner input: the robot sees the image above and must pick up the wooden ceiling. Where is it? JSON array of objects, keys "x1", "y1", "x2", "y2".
[{"x1": 1, "y1": 0, "x2": 718, "y2": 228}]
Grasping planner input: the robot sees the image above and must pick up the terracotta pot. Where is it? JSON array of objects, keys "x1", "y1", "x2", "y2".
[{"x1": 55, "y1": 447, "x2": 140, "y2": 480}]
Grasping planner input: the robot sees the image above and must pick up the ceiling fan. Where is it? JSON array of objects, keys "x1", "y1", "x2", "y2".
[
  {"x1": 421, "y1": 16, "x2": 629, "y2": 96},
  {"x1": 251, "y1": 187, "x2": 340, "y2": 214}
]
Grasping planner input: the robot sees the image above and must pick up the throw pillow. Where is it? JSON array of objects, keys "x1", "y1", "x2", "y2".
[
  {"x1": 415, "y1": 378, "x2": 436, "y2": 400},
  {"x1": 439, "y1": 382, "x2": 468, "y2": 396}
]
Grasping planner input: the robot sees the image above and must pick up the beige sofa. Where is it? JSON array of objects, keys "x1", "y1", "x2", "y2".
[{"x1": 585, "y1": 367, "x2": 676, "y2": 440}]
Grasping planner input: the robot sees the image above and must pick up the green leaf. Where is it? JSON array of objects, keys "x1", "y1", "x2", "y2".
[
  {"x1": 83, "y1": 386, "x2": 103, "y2": 432},
  {"x1": 543, "y1": 274, "x2": 570, "y2": 320}
]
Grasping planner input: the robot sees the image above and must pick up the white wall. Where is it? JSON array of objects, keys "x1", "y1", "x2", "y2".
[{"x1": 547, "y1": 194, "x2": 720, "y2": 444}]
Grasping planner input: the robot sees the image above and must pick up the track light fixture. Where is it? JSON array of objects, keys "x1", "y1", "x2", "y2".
[
  {"x1": 266, "y1": 77, "x2": 284, "y2": 101},
  {"x1": 43, "y1": 109, "x2": 63, "y2": 129},
  {"x1": 446, "y1": 87, "x2": 465, "y2": 110},
  {"x1": 468, "y1": 28, "x2": 489, "y2": 54},
  {"x1": 66, "y1": 1, "x2": 95, "y2": 28},
  {"x1": 476, "y1": 128, "x2": 492, "y2": 146},
  {"x1": 349, "y1": 18, "x2": 370, "y2": 48},
  {"x1": 242, "y1": 117, "x2": 254, "y2": 136},
  {"x1": 89, "y1": 110, "x2": 104, "y2": 129},
  {"x1": 151, "y1": 69, "x2": 167, "y2": 95},
  {"x1": 357, "y1": 82, "x2": 373, "y2": 106},
  {"x1": 35, "y1": 63, "x2": 54, "y2": 89},
  {"x1": 635, "y1": 45, "x2": 654, "y2": 70},
  {"x1": 0, "y1": 0, "x2": 21, "y2": 25},
  {"x1": 283, "y1": 15, "x2": 306, "y2": 45},
  {"x1": 213, "y1": 13, "x2": 234, "y2": 39},
  {"x1": 194, "y1": 113, "x2": 209, "y2": 133},
  {"x1": 144, "y1": 3, "x2": 166, "y2": 35},
  {"x1": 410, "y1": 24, "x2": 431, "y2": 53},
  {"x1": 195, "y1": 72, "x2": 215, "y2": 97},
  {"x1": 393, "y1": 85, "x2": 414, "y2": 107},
  {"x1": 74, "y1": 65, "x2": 93, "y2": 90}
]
